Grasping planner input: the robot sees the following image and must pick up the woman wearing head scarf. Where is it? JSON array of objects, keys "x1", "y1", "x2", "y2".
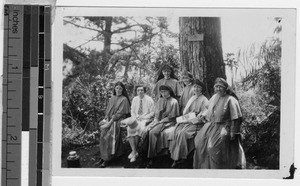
[
  {"x1": 97, "y1": 81, "x2": 131, "y2": 168},
  {"x1": 169, "y1": 79, "x2": 208, "y2": 168},
  {"x1": 193, "y1": 78, "x2": 246, "y2": 169},
  {"x1": 152, "y1": 64, "x2": 183, "y2": 102},
  {"x1": 145, "y1": 85, "x2": 180, "y2": 167},
  {"x1": 178, "y1": 70, "x2": 195, "y2": 114}
]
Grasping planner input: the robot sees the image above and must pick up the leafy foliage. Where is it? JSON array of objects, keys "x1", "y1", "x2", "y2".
[
  {"x1": 238, "y1": 85, "x2": 280, "y2": 169},
  {"x1": 236, "y1": 24, "x2": 281, "y2": 169}
]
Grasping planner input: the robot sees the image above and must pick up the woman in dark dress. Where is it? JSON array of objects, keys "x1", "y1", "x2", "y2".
[
  {"x1": 152, "y1": 64, "x2": 182, "y2": 102},
  {"x1": 145, "y1": 85, "x2": 180, "y2": 167},
  {"x1": 97, "y1": 81, "x2": 131, "y2": 168},
  {"x1": 169, "y1": 80, "x2": 208, "y2": 168},
  {"x1": 193, "y1": 78, "x2": 246, "y2": 169}
]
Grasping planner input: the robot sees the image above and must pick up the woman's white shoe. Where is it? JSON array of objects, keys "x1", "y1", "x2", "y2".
[
  {"x1": 128, "y1": 152, "x2": 134, "y2": 159},
  {"x1": 130, "y1": 153, "x2": 138, "y2": 163}
]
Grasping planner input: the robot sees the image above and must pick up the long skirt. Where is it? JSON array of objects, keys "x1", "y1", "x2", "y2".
[
  {"x1": 193, "y1": 122, "x2": 246, "y2": 169},
  {"x1": 169, "y1": 122, "x2": 203, "y2": 161},
  {"x1": 99, "y1": 121, "x2": 123, "y2": 161},
  {"x1": 147, "y1": 122, "x2": 175, "y2": 158}
]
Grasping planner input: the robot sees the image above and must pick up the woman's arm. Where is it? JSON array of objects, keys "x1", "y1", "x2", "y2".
[
  {"x1": 230, "y1": 119, "x2": 241, "y2": 140},
  {"x1": 228, "y1": 97, "x2": 243, "y2": 140}
]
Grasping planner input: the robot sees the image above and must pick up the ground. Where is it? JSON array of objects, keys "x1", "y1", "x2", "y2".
[
  {"x1": 61, "y1": 128, "x2": 261, "y2": 169},
  {"x1": 61, "y1": 142, "x2": 195, "y2": 169}
]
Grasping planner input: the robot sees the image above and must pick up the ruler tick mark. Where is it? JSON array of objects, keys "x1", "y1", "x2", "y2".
[
  {"x1": 8, "y1": 37, "x2": 21, "y2": 39},
  {"x1": 7, "y1": 143, "x2": 21, "y2": 145},
  {"x1": 8, "y1": 72, "x2": 22, "y2": 74}
]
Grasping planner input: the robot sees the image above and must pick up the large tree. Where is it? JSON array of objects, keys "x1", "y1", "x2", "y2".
[{"x1": 179, "y1": 17, "x2": 226, "y2": 96}]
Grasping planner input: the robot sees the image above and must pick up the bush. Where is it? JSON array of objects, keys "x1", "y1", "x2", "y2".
[
  {"x1": 63, "y1": 74, "x2": 112, "y2": 130},
  {"x1": 62, "y1": 122, "x2": 99, "y2": 152},
  {"x1": 62, "y1": 74, "x2": 113, "y2": 151},
  {"x1": 238, "y1": 85, "x2": 280, "y2": 169}
]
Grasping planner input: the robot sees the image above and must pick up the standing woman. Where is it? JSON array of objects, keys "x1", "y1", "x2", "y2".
[
  {"x1": 193, "y1": 78, "x2": 246, "y2": 169},
  {"x1": 169, "y1": 79, "x2": 208, "y2": 168},
  {"x1": 152, "y1": 64, "x2": 182, "y2": 102},
  {"x1": 98, "y1": 81, "x2": 131, "y2": 168}
]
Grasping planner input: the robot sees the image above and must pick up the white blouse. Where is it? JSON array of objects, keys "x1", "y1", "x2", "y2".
[{"x1": 130, "y1": 95, "x2": 155, "y2": 119}]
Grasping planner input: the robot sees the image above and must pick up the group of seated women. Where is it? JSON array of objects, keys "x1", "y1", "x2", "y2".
[{"x1": 96, "y1": 64, "x2": 246, "y2": 169}]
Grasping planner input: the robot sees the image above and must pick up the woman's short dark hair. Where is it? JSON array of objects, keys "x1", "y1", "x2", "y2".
[{"x1": 134, "y1": 84, "x2": 147, "y2": 93}]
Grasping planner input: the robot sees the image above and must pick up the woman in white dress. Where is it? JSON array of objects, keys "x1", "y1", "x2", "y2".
[{"x1": 122, "y1": 85, "x2": 155, "y2": 163}]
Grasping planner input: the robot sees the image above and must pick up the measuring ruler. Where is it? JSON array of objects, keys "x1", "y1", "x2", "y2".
[
  {"x1": 2, "y1": 4, "x2": 52, "y2": 186},
  {"x1": 2, "y1": 5, "x2": 23, "y2": 186}
]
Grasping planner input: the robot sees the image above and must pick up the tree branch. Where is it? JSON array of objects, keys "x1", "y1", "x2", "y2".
[
  {"x1": 63, "y1": 44, "x2": 87, "y2": 65},
  {"x1": 112, "y1": 24, "x2": 140, "y2": 34},
  {"x1": 64, "y1": 20, "x2": 103, "y2": 33},
  {"x1": 114, "y1": 32, "x2": 157, "y2": 53},
  {"x1": 74, "y1": 34, "x2": 103, "y2": 49}
]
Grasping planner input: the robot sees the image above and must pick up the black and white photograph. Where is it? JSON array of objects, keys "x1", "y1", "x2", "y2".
[{"x1": 51, "y1": 6, "x2": 296, "y2": 179}]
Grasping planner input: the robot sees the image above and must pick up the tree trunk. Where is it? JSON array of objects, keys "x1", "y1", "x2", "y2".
[
  {"x1": 179, "y1": 17, "x2": 226, "y2": 97},
  {"x1": 103, "y1": 17, "x2": 113, "y2": 75},
  {"x1": 103, "y1": 17, "x2": 112, "y2": 54}
]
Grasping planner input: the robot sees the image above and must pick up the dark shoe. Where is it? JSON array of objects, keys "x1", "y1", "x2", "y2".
[
  {"x1": 99, "y1": 161, "x2": 108, "y2": 168},
  {"x1": 177, "y1": 159, "x2": 186, "y2": 164},
  {"x1": 171, "y1": 161, "x2": 178, "y2": 168},
  {"x1": 93, "y1": 159, "x2": 104, "y2": 167},
  {"x1": 146, "y1": 159, "x2": 153, "y2": 168}
]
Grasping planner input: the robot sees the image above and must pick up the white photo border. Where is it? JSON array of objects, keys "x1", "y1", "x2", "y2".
[{"x1": 52, "y1": 6, "x2": 296, "y2": 180}]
